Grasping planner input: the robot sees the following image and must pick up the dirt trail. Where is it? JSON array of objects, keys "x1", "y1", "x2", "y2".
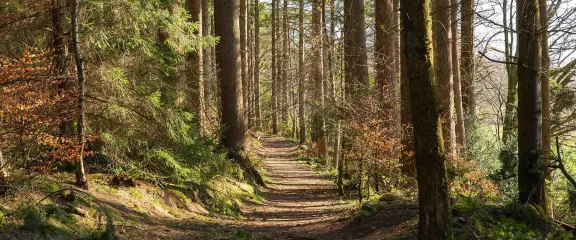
[
  {"x1": 236, "y1": 135, "x2": 356, "y2": 239},
  {"x1": 232, "y1": 135, "x2": 417, "y2": 240}
]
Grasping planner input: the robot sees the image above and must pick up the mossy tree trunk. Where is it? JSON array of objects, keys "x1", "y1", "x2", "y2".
[
  {"x1": 517, "y1": 0, "x2": 546, "y2": 213},
  {"x1": 432, "y1": 0, "x2": 456, "y2": 156},
  {"x1": 401, "y1": 0, "x2": 452, "y2": 238}
]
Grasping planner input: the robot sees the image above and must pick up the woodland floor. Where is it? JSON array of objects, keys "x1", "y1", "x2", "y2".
[
  {"x1": 0, "y1": 135, "x2": 418, "y2": 240},
  {"x1": 124, "y1": 134, "x2": 419, "y2": 240}
]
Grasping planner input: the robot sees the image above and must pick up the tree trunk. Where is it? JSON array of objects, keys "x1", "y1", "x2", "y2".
[
  {"x1": 400, "y1": 4, "x2": 415, "y2": 177},
  {"x1": 344, "y1": 0, "x2": 369, "y2": 94},
  {"x1": 330, "y1": 0, "x2": 339, "y2": 168},
  {"x1": 540, "y1": 0, "x2": 551, "y2": 181},
  {"x1": 311, "y1": 0, "x2": 328, "y2": 157},
  {"x1": 298, "y1": 0, "x2": 306, "y2": 144},
  {"x1": 202, "y1": 0, "x2": 212, "y2": 132},
  {"x1": 375, "y1": 0, "x2": 397, "y2": 120},
  {"x1": 271, "y1": 0, "x2": 278, "y2": 134},
  {"x1": 240, "y1": 0, "x2": 249, "y2": 127},
  {"x1": 451, "y1": 0, "x2": 466, "y2": 152},
  {"x1": 502, "y1": 0, "x2": 518, "y2": 145},
  {"x1": 517, "y1": 0, "x2": 546, "y2": 212},
  {"x1": 401, "y1": 0, "x2": 452, "y2": 238},
  {"x1": 281, "y1": 0, "x2": 289, "y2": 125},
  {"x1": 247, "y1": 0, "x2": 254, "y2": 128},
  {"x1": 254, "y1": 0, "x2": 262, "y2": 129},
  {"x1": 432, "y1": 0, "x2": 456, "y2": 156},
  {"x1": 71, "y1": 0, "x2": 88, "y2": 189},
  {"x1": 186, "y1": 0, "x2": 205, "y2": 135},
  {"x1": 461, "y1": 0, "x2": 475, "y2": 119},
  {"x1": 51, "y1": 0, "x2": 73, "y2": 138},
  {"x1": 214, "y1": 0, "x2": 265, "y2": 186}
]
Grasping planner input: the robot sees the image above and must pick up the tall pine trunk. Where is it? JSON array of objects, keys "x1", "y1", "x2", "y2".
[
  {"x1": 214, "y1": 0, "x2": 265, "y2": 186},
  {"x1": 202, "y1": 0, "x2": 212, "y2": 132},
  {"x1": 502, "y1": 0, "x2": 518, "y2": 145},
  {"x1": 240, "y1": 0, "x2": 248, "y2": 126},
  {"x1": 311, "y1": 0, "x2": 328, "y2": 157},
  {"x1": 451, "y1": 0, "x2": 466, "y2": 151},
  {"x1": 517, "y1": 0, "x2": 546, "y2": 212},
  {"x1": 540, "y1": 0, "x2": 551, "y2": 182},
  {"x1": 432, "y1": 0, "x2": 456, "y2": 156},
  {"x1": 375, "y1": 0, "x2": 397, "y2": 124},
  {"x1": 298, "y1": 0, "x2": 306, "y2": 144},
  {"x1": 461, "y1": 0, "x2": 475, "y2": 119},
  {"x1": 254, "y1": 0, "x2": 262, "y2": 129},
  {"x1": 402, "y1": 0, "x2": 452, "y2": 238},
  {"x1": 400, "y1": 3, "x2": 415, "y2": 176},
  {"x1": 247, "y1": 0, "x2": 254, "y2": 128},
  {"x1": 271, "y1": 0, "x2": 278, "y2": 134}
]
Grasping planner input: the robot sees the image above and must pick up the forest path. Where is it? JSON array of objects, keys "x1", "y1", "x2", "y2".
[{"x1": 235, "y1": 134, "x2": 356, "y2": 239}]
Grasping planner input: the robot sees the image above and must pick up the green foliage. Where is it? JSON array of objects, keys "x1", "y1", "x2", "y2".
[
  {"x1": 0, "y1": 211, "x2": 4, "y2": 227},
  {"x1": 44, "y1": 204, "x2": 76, "y2": 225},
  {"x1": 43, "y1": 183, "x2": 59, "y2": 193},
  {"x1": 453, "y1": 198, "x2": 574, "y2": 240},
  {"x1": 487, "y1": 216, "x2": 538, "y2": 240},
  {"x1": 232, "y1": 229, "x2": 253, "y2": 240},
  {"x1": 19, "y1": 205, "x2": 44, "y2": 232}
]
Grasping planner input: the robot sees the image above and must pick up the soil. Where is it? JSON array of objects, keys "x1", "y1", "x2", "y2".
[{"x1": 224, "y1": 135, "x2": 419, "y2": 240}]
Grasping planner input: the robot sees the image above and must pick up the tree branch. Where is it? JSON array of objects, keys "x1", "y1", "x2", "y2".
[
  {"x1": 477, "y1": 51, "x2": 518, "y2": 65},
  {"x1": 555, "y1": 137, "x2": 576, "y2": 189}
]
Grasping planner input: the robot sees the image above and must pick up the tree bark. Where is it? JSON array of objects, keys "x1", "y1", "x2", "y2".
[
  {"x1": 311, "y1": 0, "x2": 327, "y2": 157},
  {"x1": 247, "y1": 0, "x2": 254, "y2": 128},
  {"x1": 432, "y1": 0, "x2": 456, "y2": 156},
  {"x1": 400, "y1": 3, "x2": 415, "y2": 176},
  {"x1": 271, "y1": 0, "x2": 278, "y2": 134},
  {"x1": 186, "y1": 0, "x2": 205, "y2": 135},
  {"x1": 298, "y1": 0, "x2": 306, "y2": 144},
  {"x1": 202, "y1": 0, "x2": 212, "y2": 132},
  {"x1": 240, "y1": 0, "x2": 248, "y2": 127},
  {"x1": 451, "y1": 0, "x2": 466, "y2": 151},
  {"x1": 401, "y1": 0, "x2": 452, "y2": 238},
  {"x1": 344, "y1": 0, "x2": 369, "y2": 94},
  {"x1": 517, "y1": 0, "x2": 546, "y2": 212},
  {"x1": 71, "y1": 0, "x2": 88, "y2": 189},
  {"x1": 461, "y1": 0, "x2": 475, "y2": 119},
  {"x1": 375, "y1": 0, "x2": 397, "y2": 123},
  {"x1": 51, "y1": 0, "x2": 74, "y2": 138},
  {"x1": 540, "y1": 0, "x2": 551, "y2": 181},
  {"x1": 502, "y1": 0, "x2": 518, "y2": 145},
  {"x1": 254, "y1": 0, "x2": 262, "y2": 129},
  {"x1": 214, "y1": 0, "x2": 265, "y2": 186},
  {"x1": 281, "y1": 0, "x2": 289, "y2": 124}
]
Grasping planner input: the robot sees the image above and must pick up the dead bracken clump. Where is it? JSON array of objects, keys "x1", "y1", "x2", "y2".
[{"x1": 109, "y1": 174, "x2": 137, "y2": 187}]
